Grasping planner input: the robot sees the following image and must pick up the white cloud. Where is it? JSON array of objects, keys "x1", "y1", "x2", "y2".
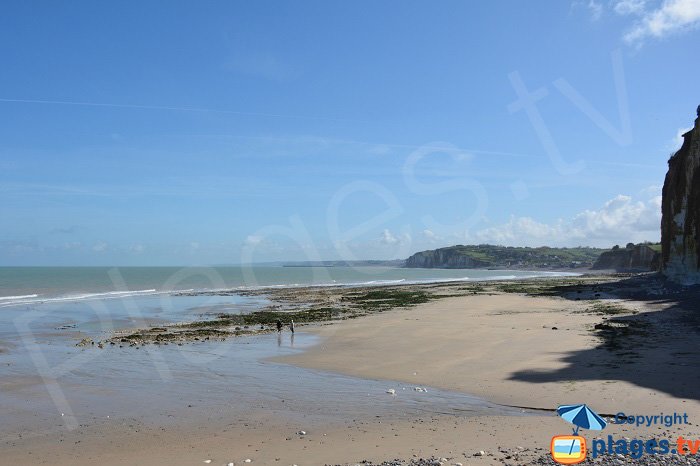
[
  {"x1": 673, "y1": 126, "x2": 693, "y2": 148},
  {"x1": 0, "y1": 240, "x2": 39, "y2": 256},
  {"x1": 623, "y1": 0, "x2": 700, "y2": 44},
  {"x1": 571, "y1": 194, "x2": 661, "y2": 235},
  {"x1": 380, "y1": 229, "x2": 399, "y2": 245},
  {"x1": 588, "y1": 0, "x2": 604, "y2": 20},
  {"x1": 92, "y1": 241, "x2": 108, "y2": 252},
  {"x1": 130, "y1": 244, "x2": 145, "y2": 254},
  {"x1": 422, "y1": 229, "x2": 438, "y2": 241},
  {"x1": 579, "y1": 0, "x2": 700, "y2": 44},
  {"x1": 326, "y1": 229, "x2": 413, "y2": 261},
  {"x1": 474, "y1": 217, "x2": 566, "y2": 246},
  {"x1": 614, "y1": 0, "x2": 648, "y2": 15},
  {"x1": 244, "y1": 235, "x2": 263, "y2": 246},
  {"x1": 470, "y1": 192, "x2": 661, "y2": 247}
]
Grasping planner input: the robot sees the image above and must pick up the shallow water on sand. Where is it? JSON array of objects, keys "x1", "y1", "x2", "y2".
[{"x1": 0, "y1": 294, "x2": 527, "y2": 443}]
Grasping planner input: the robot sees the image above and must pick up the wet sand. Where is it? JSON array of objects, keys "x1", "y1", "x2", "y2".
[{"x1": 3, "y1": 275, "x2": 700, "y2": 465}]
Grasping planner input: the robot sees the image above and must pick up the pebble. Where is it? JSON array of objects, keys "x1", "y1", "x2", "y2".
[
  {"x1": 530, "y1": 451, "x2": 699, "y2": 465},
  {"x1": 330, "y1": 458, "x2": 446, "y2": 465},
  {"x1": 386, "y1": 389, "x2": 396, "y2": 395},
  {"x1": 330, "y1": 451, "x2": 700, "y2": 465}
]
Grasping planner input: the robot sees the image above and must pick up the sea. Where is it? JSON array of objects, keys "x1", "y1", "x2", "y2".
[
  {"x1": 0, "y1": 265, "x2": 555, "y2": 440},
  {"x1": 0, "y1": 265, "x2": 578, "y2": 307}
]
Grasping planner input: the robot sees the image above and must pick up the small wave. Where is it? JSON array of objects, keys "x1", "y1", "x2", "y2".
[
  {"x1": 482, "y1": 275, "x2": 518, "y2": 280},
  {"x1": 37, "y1": 289, "x2": 160, "y2": 303},
  {"x1": 196, "y1": 271, "x2": 581, "y2": 293},
  {"x1": 0, "y1": 294, "x2": 39, "y2": 301},
  {"x1": 0, "y1": 270, "x2": 582, "y2": 308},
  {"x1": 358, "y1": 279, "x2": 407, "y2": 285},
  {"x1": 0, "y1": 289, "x2": 162, "y2": 308}
]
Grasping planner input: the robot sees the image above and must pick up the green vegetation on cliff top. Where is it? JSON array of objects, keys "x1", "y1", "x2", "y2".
[{"x1": 407, "y1": 244, "x2": 606, "y2": 269}]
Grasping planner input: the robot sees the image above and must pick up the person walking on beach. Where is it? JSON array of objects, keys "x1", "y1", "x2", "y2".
[
  {"x1": 290, "y1": 319, "x2": 295, "y2": 333},
  {"x1": 276, "y1": 319, "x2": 283, "y2": 332}
]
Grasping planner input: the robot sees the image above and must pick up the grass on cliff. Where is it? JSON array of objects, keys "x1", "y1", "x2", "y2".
[{"x1": 410, "y1": 244, "x2": 606, "y2": 268}]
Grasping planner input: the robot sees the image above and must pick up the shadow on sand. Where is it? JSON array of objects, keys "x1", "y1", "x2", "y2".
[{"x1": 509, "y1": 273, "x2": 700, "y2": 401}]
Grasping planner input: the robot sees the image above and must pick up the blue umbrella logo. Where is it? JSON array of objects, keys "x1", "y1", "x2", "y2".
[
  {"x1": 557, "y1": 404, "x2": 607, "y2": 456},
  {"x1": 557, "y1": 404, "x2": 607, "y2": 434}
]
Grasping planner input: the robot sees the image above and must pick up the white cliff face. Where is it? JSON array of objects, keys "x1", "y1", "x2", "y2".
[{"x1": 661, "y1": 110, "x2": 700, "y2": 285}]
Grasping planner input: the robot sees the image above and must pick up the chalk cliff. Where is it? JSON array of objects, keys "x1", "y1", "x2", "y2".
[
  {"x1": 404, "y1": 245, "x2": 603, "y2": 269},
  {"x1": 591, "y1": 243, "x2": 660, "y2": 271},
  {"x1": 660, "y1": 106, "x2": 700, "y2": 285}
]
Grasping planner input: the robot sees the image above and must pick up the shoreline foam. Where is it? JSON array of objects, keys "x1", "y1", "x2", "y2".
[{"x1": 0, "y1": 268, "x2": 581, "y2": 309}]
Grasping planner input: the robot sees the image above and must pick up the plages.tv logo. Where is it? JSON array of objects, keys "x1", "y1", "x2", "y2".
[{"x1": 551, "y1": 404, "x2": 608, "y2": 464}]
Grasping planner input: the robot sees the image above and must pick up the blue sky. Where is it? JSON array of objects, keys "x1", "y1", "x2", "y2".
[{"x1": 1, "y1": 0, "x2": 699, "y2": 265}]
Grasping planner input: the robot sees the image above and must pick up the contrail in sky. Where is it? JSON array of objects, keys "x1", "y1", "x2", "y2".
[{"x1": 0, "y1": 97, "x2": 531, "y2": 158}]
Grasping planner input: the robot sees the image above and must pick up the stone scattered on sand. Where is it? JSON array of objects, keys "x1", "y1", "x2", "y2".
[
  {"x1": 297, "y1": 430, "x2": 306, "y2": 435},
  {"x1": 386, "y1": 389, "x2": 396, "y2": 395},
  {"x1": 244, "y1": 460, "x2": 252, "y2": 463},
  {"x1": 334, "y1": 458, "x2": 445, "y2": 465},
  {"x1": 474, "y1": 450, "x2": 485, "y2": 456},
  {"x1": 203, "y1": 461, "x2": 211, "y2": 464},
  {"x1": 530, "y1": 451, "x2": 699, "y2": 465},
  {"x1": 413, "y1": 387, "x2": 427, "y2": 392}
]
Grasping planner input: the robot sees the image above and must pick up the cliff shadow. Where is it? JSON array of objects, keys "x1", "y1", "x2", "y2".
[{"x1": 509, "y1": 274, "x2": 700, "y2": 401}]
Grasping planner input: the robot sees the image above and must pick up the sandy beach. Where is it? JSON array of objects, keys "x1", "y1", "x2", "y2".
[
  {"x1": 3, "y1": 275, "x2": 700, "y2": 465},
  {"x1": 279, "y1": 292, "x2": 694, "y2": 413},
  {"x1": 5, "y1": 2, "x2": 699, "y2": 463}
]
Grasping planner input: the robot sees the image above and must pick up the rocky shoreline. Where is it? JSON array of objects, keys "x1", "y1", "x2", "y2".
[
  {"x1": 331, "y1": 451, "x2": 700, "y2": 465},
  {"x1": 77, "y1": 272, "x2": 692, "y2": 350}
]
